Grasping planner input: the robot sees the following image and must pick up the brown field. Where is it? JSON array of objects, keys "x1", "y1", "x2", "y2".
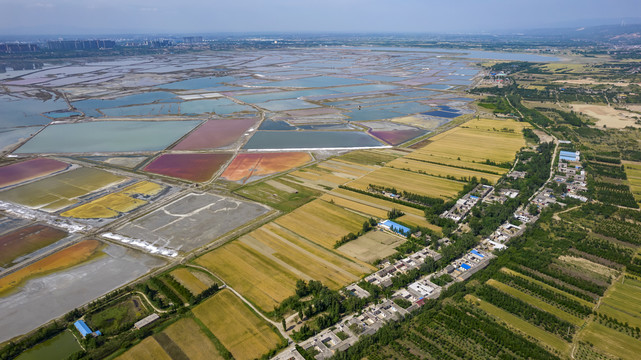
[
  {"x1": 275, "y1": 199, "x2": 368, "y2": 249},
  {"x1": 316, "y1": 159, "x2": 378, "y2": 178},
  {"x1": 0, "y1": 240, "x2": 102, "y2": 295},
  {"x1": 288, "y1": 167, "x2": 352, "y2": 188},
  {"x1": 571, "y1": 104, "x2": 641, "y2": 129},
  {"x1": 116, "y1": 337, "x2": 171, "y2": 360},
  {"x1": 405, "y1": 152, "x2": 508, "y2": 174},
  {"x1": 195, "y1": 241, "x2": 299, "y2": 311},
  {"x1": 241, "y1": 224, "x2": 369, "y2": 287},
  {"x1": 0, "y1": 224, "x2": 67, "y2": 267},
  {"x1": 386, "y1": 157, "x2": 502, "y2": 183},
  {"x1": 162, "y1": 317, "x2": 224, "y2": 360},
  {"x1": 221, "y1": 152, "x2": 312, "y2": 183},
  {"x1": 338, "y1": 230, "x2": 405, "y2": 263},
  {"x1": 170, "y1": 268, "x2": 210, "y2": 296},
  {"x1": 320, "y1": 193, "x2": 388, "y2": 218},
  {"x1": 192, "y1": 290, "x2": 282, "y2": 360},
  {"x1": 325, "y1": 187, "x2": 441, "y2": 232},
  {"x1": 414, "y1": 118, "x2": 528, "y2": 164},
  {"x1": 194, "y1": 219, "x2": 374, "y2": 311},
  {"x1": 347, "y1": 167, "x2": 463, "y2": 200}
]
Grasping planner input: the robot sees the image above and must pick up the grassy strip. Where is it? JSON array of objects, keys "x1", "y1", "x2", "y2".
[{"x1": 190, "y1": 315, "x2": 233, "y2": 360}]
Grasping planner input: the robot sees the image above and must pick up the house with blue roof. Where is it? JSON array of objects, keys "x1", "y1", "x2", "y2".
[
  {"x1": 74, "y1": 320, "x2": 100, "y2": 338},
  {"x1": 380, "y1": 220, "x2": 411, "y2": 236}
]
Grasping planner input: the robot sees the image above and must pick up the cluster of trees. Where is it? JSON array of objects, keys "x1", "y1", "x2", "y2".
[
  {"x1": 572, "y1": 236, "x2": 633, "y2": 265},
  {"x1": 507, "y1": 265, "x2": 596, "y2": 302},
  {"x1": 338, "y1": 185, "x2": 425, "y2": 211},
  {"x1": 483, "y1": 159, "x2": 512, "y2": 169},
  {"x1": 590, "y1": 162, "x2": 627, "y2": 180},
  {"x1": 584, "y1": 153, "x2": 621, "y2": 164},
  {"x1": 430, "y1": 273, "x2": 453, "y2": 286},
  {"x1": 523, "y1": 128, "x2": 540, "y2": 143},
  {"x1": 411, "y1": 157, "x2": 501, "y2": 176},
  {"x1": 593, "y1": 181, "x2": 639, "y2": 208},
  {"x1": 544, "y1": 108, "x2": 586, "y2": 127},
  {"x1": 334, "y1": 218, "x2": 378, "y2": 248},
  {"x1": 596, "y1": 313, "x2": 641, "y2": 339},
  {"x1": 415, "y1": 304, "x2": 558, "y2": 360},
  {"x1": 139, "y1": 278, "x2": 182, "y2": 309},
  {"x1": 368, "y1": 184, "x2": 445, "y2": 208},
  {"x1": 275, "y1": 280, "x2": 370, "y2": 342},
  {"x1": 387, "y1": 208, "x2": 404, "y2": 220},
  {"x1": 593, "y1": 219, "x2": 641, "y2": 246},
  {"x1": 475, "y1": 285, "x2": 576, "y2": 341},
  {"x1": 493, "y1": 271, "x2": 592, "y2": 318}
]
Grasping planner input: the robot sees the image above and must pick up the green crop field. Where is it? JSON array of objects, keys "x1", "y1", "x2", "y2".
[
  {"x1": 466, "y1": 295, "x2": 570, "y2": 356},
  {"x1": 486, "y1": 279, "x2": 584, "y2": 326}
]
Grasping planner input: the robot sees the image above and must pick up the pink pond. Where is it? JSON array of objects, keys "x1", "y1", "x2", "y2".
[
  {"x1": 172, "y1": 118, "x2": 257, "y2": 150},
  {"x1": 143, "y1": 153, "x2": 233, "y2": 182},
  {"x1": 0, "y1": 158, "x2": 70, "y2": 189},
  {"x1": 370, "y1": 129, "x2": 427, "y2": 146}
]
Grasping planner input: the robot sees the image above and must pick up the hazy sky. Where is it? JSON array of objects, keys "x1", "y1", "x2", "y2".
[{"x1": 2, "y1": 0, "x2": 640, "y2": 35}]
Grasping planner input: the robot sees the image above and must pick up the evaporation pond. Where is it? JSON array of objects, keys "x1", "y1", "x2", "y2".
[
  {"x1": 261, "y1": 76, "x2": 366, "y2": 88},
  {"x1": 244, "y1": 131, "x2": 384, "y2": 150},
  {"x1": 72, "y1": 91, "x2": 177, "y2": 117},
  {"x1": 15, "y1": 120, "x2": 201, "y2": 154},
  {"x1": 0, "y1": 95, "x2": 67, "y2": 129}
]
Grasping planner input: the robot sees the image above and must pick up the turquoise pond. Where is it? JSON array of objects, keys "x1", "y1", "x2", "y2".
[
  {"x1": 16, "y1": 120, "x2": 201, "y2": 154},
  {"x1": 243, "y1": 131, "x2": 385, "y2": 150}
]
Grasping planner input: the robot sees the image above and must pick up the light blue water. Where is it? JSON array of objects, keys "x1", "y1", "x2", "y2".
[
  {"x1": 234, "y1": 89, "x2": 336, "y2": 104},
  {"x1": 0, "y1": 95, "x2": 66, "y2": 129},
  {"x1": 347, "y1": 46, "x2": 561, "y2": 62},
  {"x1": 332, "y1": 84, "x2": 398, "y2": 93},
  {"x1": 100, "y1": 103, "x2": 180, "y2": 117},
  {"x1": 156, "y1": 75, "x2": 237, "y2": 89},
  {"x1": 44, "y1": 111, "x2": 82, "y2": 118},
  {"x1": 72, "y1": 91, "x2": 178, "y2": 117},
  {"x1": 422, "y1": 84, "x2": 452, "y2": 90},
  {"x1": 359, "y1": 75, "x2": 406, "y2": 82},
  {"x1": 0, "y1": 126, "x2": 39, "y2": 151},
  {"x1": 16, "y1": 120, "x2": 201, "y2": 154},
  {"x1": 261, "y1": 76, "x2": 366, "y2": 88},
  {"x1": 256, "y1": 99, "x2": 319, "y2": 111},
  {"x1": 180, "y1": 99, "x2": 254, "y2": 115}
]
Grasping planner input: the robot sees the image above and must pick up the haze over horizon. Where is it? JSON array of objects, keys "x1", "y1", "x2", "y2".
[{"x1": 1, "y1": 0, "x2": 640, "y2": 36}]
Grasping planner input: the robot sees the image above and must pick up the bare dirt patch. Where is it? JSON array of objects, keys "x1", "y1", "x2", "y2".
[{"x1": 571, "y1": 104, "x2": 640, "y2": 129}]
